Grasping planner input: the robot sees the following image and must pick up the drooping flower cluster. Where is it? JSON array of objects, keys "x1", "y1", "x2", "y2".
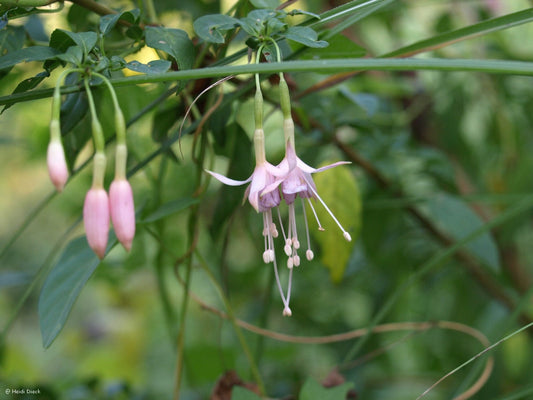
[
  {"x1": 47, "y1": 71, "x2": 135, "y2": 259},
  {"x1": 207, "y1": 68, "x2": 351, "y2": 316}
]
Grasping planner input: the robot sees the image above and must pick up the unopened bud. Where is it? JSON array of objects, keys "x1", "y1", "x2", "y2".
[
  {"x1": 84, "y1": 188, "x2": 110, "y2": 259},
  {"x1": 109, "y1": 179, "x2": 135, "y2": 252},
  {"x1": 47, "y1": 133, "x2": 68, "y2": 192}
]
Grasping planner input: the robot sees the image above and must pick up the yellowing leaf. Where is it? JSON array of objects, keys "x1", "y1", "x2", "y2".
[{"x1": 308, "y1": 162, "x2": 361, "y2": 283}]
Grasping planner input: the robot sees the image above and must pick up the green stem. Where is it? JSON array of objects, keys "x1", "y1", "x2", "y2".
[
  {"x1": 5, "y1": 58, "x2": 533, "y2": 106},
  {"x1": 142, "y1": 0, "x2": 158, "y2": 24},
  {"x1": 195, "y1": 250, "x2": 266, "y2": 396}
]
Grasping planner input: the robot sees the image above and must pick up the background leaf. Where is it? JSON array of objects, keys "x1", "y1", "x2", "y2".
[
  {"x1": 310, "y1": 163, "x2": 361, "y2": 282},
  {"x1": 299, "y1": 378, "x2": 355, "y2": 400},
  {"x1": 193, "y1": 14, "x2": 239, "y2": 44},
  {"x1": 145, "y1": 26, "x2": 195, "y2": 71},
  {"x1": 38, "y1": 234, "x2": 117, "y2": 348},
  {"x1": 0, "y1": 46, "x2": 59, "y2": 70},
  {"x1": 285, "y1": 26, "x2": 328, "y2": 48},
  {"x1": 126, "y1": 59, "x2": 171, "y2": 75},
  {"x1": 230, "y1": 386, "x2": 262, "y2": 400}
]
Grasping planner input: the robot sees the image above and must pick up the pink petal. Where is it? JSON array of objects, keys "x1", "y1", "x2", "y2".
[
  {"x1": 83, "y1": 188, "x2": 110, "y2": 259},
  {"x1": 205, "y1": 169, "x2": 252, "y2": 186},
  {"x1": 109, "y1": 179, "x2": 136, "y2": 252},
  {"x1": 285, "y1": 141, "x2": 298, "y2": 171}
]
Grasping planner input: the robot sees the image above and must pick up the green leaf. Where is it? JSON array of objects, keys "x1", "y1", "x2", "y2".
[
  {"x1": 299, "y1": 34, "x2": 365, "y2": 59},
  {"x1": 145, "y1": 26, "x2": 195, "y2": 71},
  {"x1": 141, "y1": 197, "x2": 199, "y2": 223},
  {"x1": 238, "y1": 9, "x2": 279, "y2": 36},
  {"x1": 56, "y1": 45, "x2": 83, "y2": 65},
  {"x1": 126, "y1": 59, "x2": 171, "y2": 75},
  {"x1": 420, "y1": 193, "x2": 499, "y2": 271},
  {"x1": 1, "y1": 70, "x2": 49, "y2": 112},
  {"x1": 285, "y1": 26, "x2": 328, "y2": 48},
  {"x1": 38, "y1": 234, "x2": 117, "y2": 348},
  {"x1": 250, "y1": 0, "x2": 279, "y2": 9},
  {"x1": 288, "y1": 9, "x2": 321, "y2": 19},
  {"x1": 310, "y1": 163, "x2": 361, "y2": 283},
  {"x1": 99, "y1": 9, "x2": 140, "y2": 35},
  {"x1": 0, "y1": 25, "x2": 25, "y2": 76},
  {"x1": 0, "y1": 46, "x2": 59, "y2": 70},
  {"x1": 231, "y1": 386, "x2": 262, "y2": 400},
  {"x1": 49, "y1": 29, "x2": 97, "y2": 56},
  {"x1": 299, "y1": 378, "x2": 355, "y2": 400},
  {"x1": 193, "y1": 14, "x2": 239, "y2": 44}
]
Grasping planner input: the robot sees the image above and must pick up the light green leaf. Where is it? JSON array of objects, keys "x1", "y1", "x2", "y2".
[
  {"x1": 310, "y1": 163, "x2": 361, "y2": 282},
  {"x1": 299, "y1": 378, "x2": 355, "y2": 400},
  {"x1": 38, "y1": 234, "x2": 117, "y2": 348},
  {"x1": 145, "y1": 26, "x2": 195, "y2": 71},
  {"x1": 231, "y1": 386, "x2": 262, "y2": 400},
  {"x1": 141, "y1": 197, "x2": 199, "y2": 223},
  {"x1": 421, "y1": 193, "x2": 499, "y2": 271}
]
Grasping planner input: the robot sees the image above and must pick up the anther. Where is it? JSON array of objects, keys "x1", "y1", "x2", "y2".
[
  {"x1": 293, "y1": 255, "x2": 300, "y2": 267},
  {"x1": 287, "y1": 257, "x2": 294, "y2": 269},
  {"x1": 306, "y1": 249, "x2": 314, "y2": 261},
  {"x1": 283, "y1": 306, "x2": 292, "y2": 317},
  {"x1": 343, "y1": 232, "x2": 352, "y2": 241}
]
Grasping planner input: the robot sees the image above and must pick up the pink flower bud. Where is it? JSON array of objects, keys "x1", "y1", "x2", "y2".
[
  {"x1": 47, "y1": 139, "x2": 69, "y2": 192},
  {"x1": 83, "y1": 188, "x2": 110, "y2": 259},
  {"x1": 109, "y1": 179, "x2": 135, "y2": 252}
]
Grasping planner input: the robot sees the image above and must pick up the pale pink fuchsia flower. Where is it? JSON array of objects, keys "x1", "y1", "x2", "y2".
[
  {"x1": 109, "y1": 179, "x2": 135, "y2": 252},
  {"x1": 268, "y1": 141, "x2": 352, "y2": 267},
  {"x1": 206, "y1": 128, "x2": 293, "y2": 316},
  {"x1": 84, "y1": 188, "x2": 110, "y2": 259},
  {"x1": 47, "y1": 138, "x2": 69, "y2": 192}
]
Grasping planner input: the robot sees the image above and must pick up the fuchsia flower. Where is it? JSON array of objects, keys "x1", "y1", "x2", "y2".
[
  {"x1": 109, "y1": 179, "x2": 136, "y2": 252},
  {"x1": 206, "y1": 129, "x2": 293, "y2": 316},
  {"x1": 83, "y1": 187, "x2": 110, "y2": 259}
]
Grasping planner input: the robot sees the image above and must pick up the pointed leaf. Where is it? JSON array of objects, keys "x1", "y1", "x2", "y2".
[
  {"x1": 0, "y1": 46, "x2": 59, "y2": 70},
  {"x1": 38, "y1": 234, "x2": 117, "y2": 348},
  {"x1": 285, "y1": 26, "x2": 328, "y2": 48},
  {"x1": 2, "y1": 70, "x2": 49, "y2": 112},
  {"x1": 145, "y1": 26, "x2": 194, "y2": 71},
  {"x1": 310, "y1": 163, "x2": 361, "y2": 283},
  {"x1": 99, "y1": 9, "x2": 140, "y2": 35},
  {"x1": 126, "y1": 59, "x2": 171, "y2": 75},
  {"x1": 193, "y1": 14, "x2": 239, "y2": 44}
]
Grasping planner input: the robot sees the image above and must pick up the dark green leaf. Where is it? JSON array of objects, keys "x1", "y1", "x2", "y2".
[
  {"x1": 285, "y1": 26, "x2": 328, "y2": 48},
  {"x1": 1, "y1": 70, "x2": 49, "y2": 112},
  {"x1": 421, "y1": 193, "x2": 500, "y2": 271},
  {"x1": 152, "y1": 103, "x2": 183, "y2": 143},
  {"x1": 250, "y1": 0, "x2": 279, "y2": 9},
  {"x1": 231, "y1": 386, "x2": 262, "y2": 400},
  {"x1": 99, "y1": 9, "x2": 140, "y2": 35},
  {"x1": 238, "y1": 9, "x2": 280, "y2": 36},
  {"x1": 299, "y1": 378, "x2": 355, "y2": 400},
  {"x1": 299, "y1": 34, "x2": 365, "y2": 59},
  {"x1": 56, "y1": 45, "x2": 83, "y2": 65},
  {"x1": 126, "y1": 59, "x2": 171, "y2": 75},
  {"x1": 38, "y1": 234, "x2": 117, "y2": 348},
  {"x1": 0, "y1": 25, "x2": 25, "y2": 57},
  {"x1": 141, "y1": 197, "x2": 199, "y2": 223},
  {"x1": 193, "y1": 14, "x2": 239, "y2": 44},
  {"x1": 145, "y1": 26, "x2": 194, "y2": 71},
  {"x1": 0, "y1": 271, "x2": 32, "y2": 288},
  {"x1": 49, "y1": 29, "x2": 97, "y2": 58},
  {"x1": 0, "y1": 46, "x2": 60, "y2": 70}
]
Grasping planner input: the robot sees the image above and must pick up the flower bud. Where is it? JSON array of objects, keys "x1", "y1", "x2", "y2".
[
  {"x1": 83, "y1": 188, "x2": 110, "y2": 259},
  {"x1": 109, "y1": 179, "x2": 135, "y2": 251},
  {"x1": 47, "y1": 135, "x2": 69, "y2": 192}
]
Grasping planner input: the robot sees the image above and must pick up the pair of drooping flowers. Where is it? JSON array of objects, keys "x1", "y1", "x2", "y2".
[
  {"x1": 207, "y1": 67, "x2": 351, "y2": 316},
  {"x1": 47, "y1": 70, "x2": 135, "y2": 259}
]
